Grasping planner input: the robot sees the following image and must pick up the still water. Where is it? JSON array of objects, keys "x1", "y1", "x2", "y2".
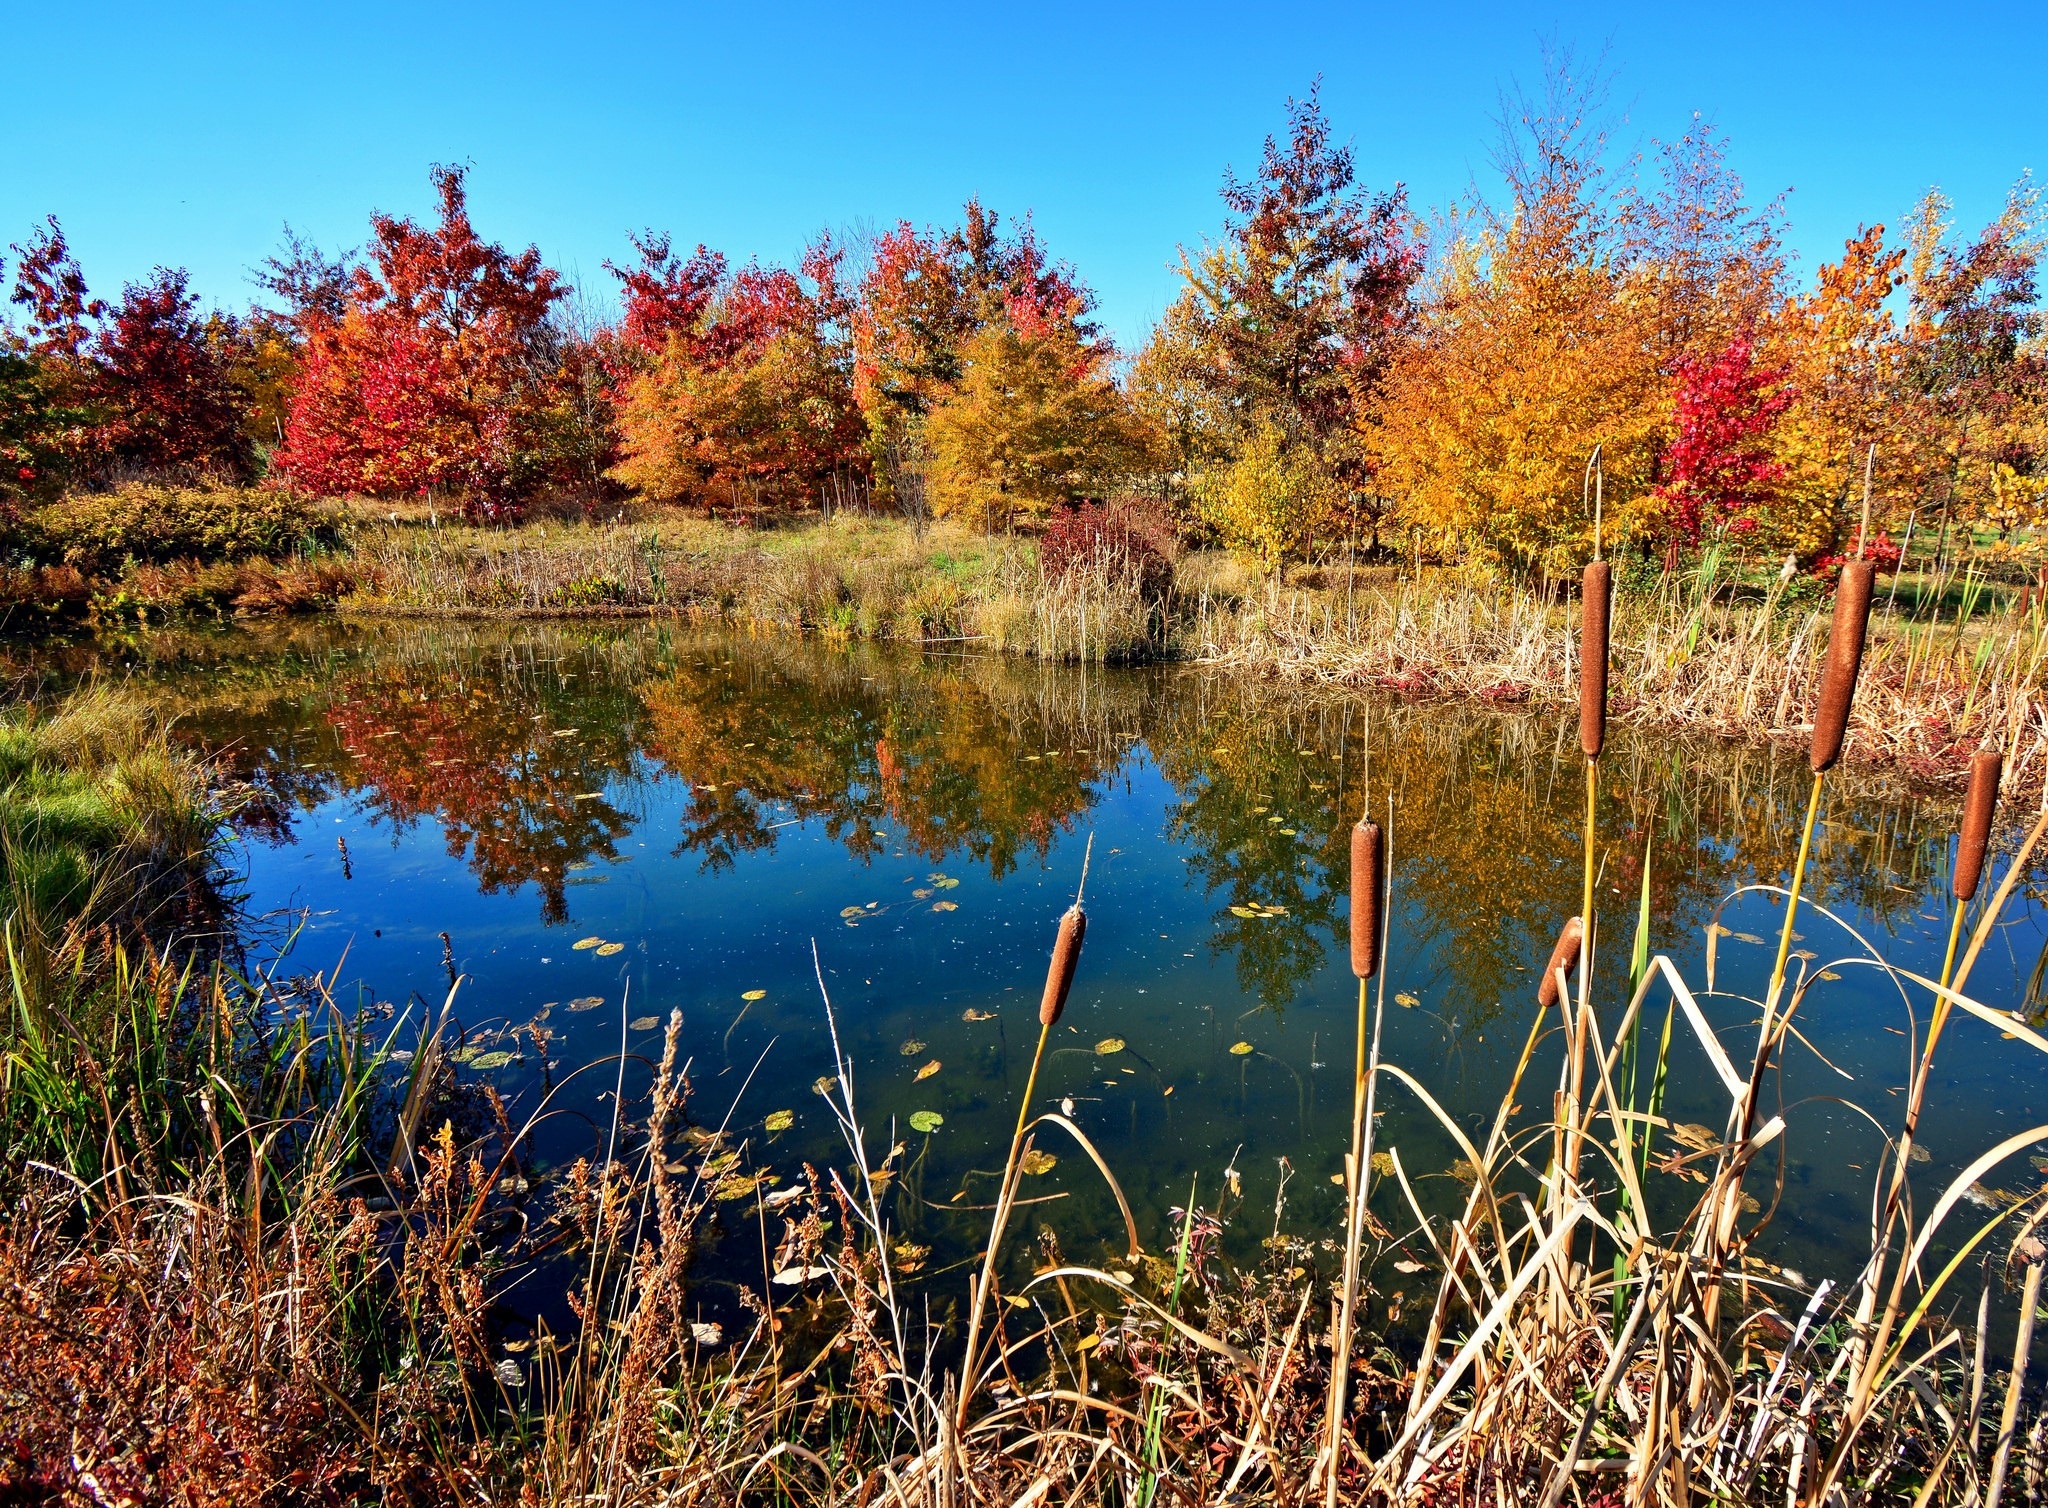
[{"x1": 37, "y1": 618, "x2": 2048, "y2": 1330}]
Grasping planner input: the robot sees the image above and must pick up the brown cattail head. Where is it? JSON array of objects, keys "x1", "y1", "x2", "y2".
[
  {"x1": 1537, "y1": 916, "x2": 1584, "y2": 1008},
  {"x1": 1580, "y1": 561, "x2": 1611, "y2": 759},
  {"x1": 1810, "y1": 559, "x2": 1876, "y2": 773},
  {"x1": 1953, "y1": 749, "x2": 2004, "y2": 902},
  {"x1": 1039, "y1": 906, "x2": 1087, "y2": 1026},
  {"x1": 1350, "y1": 820, "x2": 1385, "y2": 979}
]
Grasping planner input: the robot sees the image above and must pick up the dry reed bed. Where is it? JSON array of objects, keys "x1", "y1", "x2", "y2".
[{"x1": 1198, "y1": 572, "x2": 2048, "y2": 799}]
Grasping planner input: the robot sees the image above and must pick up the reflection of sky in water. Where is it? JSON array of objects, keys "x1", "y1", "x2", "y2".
[{"x1": 85, "y1": 619, "x2": 2048, "y2": 1319}]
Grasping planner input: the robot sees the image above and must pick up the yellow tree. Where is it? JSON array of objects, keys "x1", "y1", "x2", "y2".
[
  {"x1": 922, "y1": 320, "x2": 1149, "y2": 529},
  {"x1": 1368, "y1": 88, "x2": 1663, "y2": 573},
  {"x1": 1192, "y1": 417, "x2": 1339, "y2": 578}
]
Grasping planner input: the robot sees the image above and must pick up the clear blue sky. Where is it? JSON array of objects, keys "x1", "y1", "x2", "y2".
[{"x1": 3, "y1": 0, "x2": 2040, "y2": 350}]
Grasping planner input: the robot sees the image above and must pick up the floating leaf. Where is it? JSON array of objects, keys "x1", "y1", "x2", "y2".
[
  {"x1": 1230, "y1": 905, "x2": 1258, "y2": 918},
  {"x1": 1395, "y1": 993, "x2": 1419, "y2": 1008},
  {"x1": 962, "y1": 1008, "x2": 996, "y2": 1022},
  {"x1": 1095, "y1": 1038, "x2": 1126, "y2": 1055},
  {"x1": 1006, "y1": 1295, "x2": 1031, "y2": 1310},
  {"x1": 1252, "y1": 806, "x2": 1269, "y2": 814},
  {"x1": 1370, "y1": 1152, "x2": 1396, "y2": 1177},
  {"x1": 628, "y1": 1016, "x2": 659, "y2": 1031},
  {"x1": 742, "y1": 988, "x2": 767, "y2": 1001},
  {"x1": 932, "y1": 900, "x2": 958, "y2": 912},
  {"x1": 1075, "y1": 1333, "x2": 1102, "y2": 1353},
  {"x1": 839, "y1": 906, "x2": 865, "y2": 919},
  {"x1": 1330, "y1": 1173, "x2": 1345, "y2": 1185},
  {"x1": 1107, "y1": 1269, "x2": 1134, "y2": 1284},
  {"x1": 573, "y1": 937, "x2": 603, "y2": 951},
  {"x1": 764, "y1": 1110, "x2": 795, "y2": 1132},
  {"x1": 1818, "y1": 969, "x2": 1842, "y2": 981},
  {"x1": 597, "y1": 942, "x2": 625, "y2": 957},
  {"x1": 1020, "y1": 1150, "x2": 1058, "y2": 1175},
  {"x1": 1279, "y1": 828, "x2": 1297, "y2": 837},
  {"x1": 813, "y1": 1075, "x2": 837, "y2": 1096},
  {"x1": 1733, "y1": 932, "x2": 1766, "y2": 946},
  {"x1": 1393, "y1": 1259, "x2": 1427, "y2": 1274},
  {"x1": 771, "y1": 1265, "x2": 830, "y2": 1285},
  {"x1": 909, "y1": 1110, "x2": 944, "y2": 1133},
  {"x1": 715, "y1": 1174, "x2": 763, "y2": 1201},
  {"x1": 1229, "y1": 1041, "x2": 1254, "y2": 1056},
  {"x1": 765, "y1": 1186, "x2": 803, "y2": 1209},
  {"x1": 900, "y1": 1039, "x2": 926, "y2": 1057},
  {"x1": 936, "y1": 877, "x2": 960, "y2": 889},
  {"x1": 468, "y1": 1050, "x2": 515, "y2": 1070},
  {"x1": 914, "y1": 1060, "x2": 941, "y2": 1081},
  {"x1": 690, "y1": 1322, "x2": 723, "y2": 1346},
  {"x1": 912, "y1": 887, "x2": 933, "y2": 899}
]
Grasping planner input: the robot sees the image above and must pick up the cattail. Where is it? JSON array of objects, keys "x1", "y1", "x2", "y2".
[
  {"x1": 1580, "y1": 560, "x2": 1611, "y2": 759},
  {"x1": 1953, "y1": 749, "x2": 2003, "y2": 902},
  {"x1": 1039, "y1": 906, "x2": 1087, "y2": 1026},
  {"x1": 1350, "y1": 820, "x2": 1384, "y2": 979},
  {"x1": 1810, "y1": 559, "x2": 1876, "y2": 773},
  {"x1": 1537, "y1": 916, "x2": 1584, "y2": 1008}
]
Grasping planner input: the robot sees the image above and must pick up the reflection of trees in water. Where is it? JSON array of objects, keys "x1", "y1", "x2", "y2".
[
  {"x1": 638, "y1": 637, "x2": 1145, "y2": 876},
  {"x1": 53, "y1": 620, "x2": 1976, "y2": 979}
]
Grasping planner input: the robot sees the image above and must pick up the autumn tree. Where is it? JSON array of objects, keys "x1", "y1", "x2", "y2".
[
  {"x1": 270, "y1": 165, "x2": 569, "y2": 518},
  {"x1": 1370, "y1": 72, "x2": 1664, "y2": 572},
  {"x1": 923, "y1": 316, "x2": 1150, "y2": 527},
  {"x1": 609, "y1": 237, "x2": 864, "y2": 513},
  {"x1": 1140, "y1": 85, "x2": 1418, "y2": 565},
  {"x1": 1653, "y1": 335, "x2": 1792, "y2": 546}
]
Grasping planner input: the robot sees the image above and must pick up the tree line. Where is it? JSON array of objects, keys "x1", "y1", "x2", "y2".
[{"x1": 3, "y1": 76, "x2": 2041, "y2": 577}]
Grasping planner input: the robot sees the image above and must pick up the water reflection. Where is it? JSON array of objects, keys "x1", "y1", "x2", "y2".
[{"x1": 30, "y1": 616, "x2": 2044, "y2": 1306}]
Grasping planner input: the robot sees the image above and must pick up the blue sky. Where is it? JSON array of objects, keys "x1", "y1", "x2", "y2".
[{"x1": 2, "y1": 1, "x2": 2040, "y2": 350}]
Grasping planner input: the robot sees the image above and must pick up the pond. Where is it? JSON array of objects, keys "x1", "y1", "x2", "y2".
[{"x1": 33, "y1": 618, "x2": 2048, "y2": 1340}]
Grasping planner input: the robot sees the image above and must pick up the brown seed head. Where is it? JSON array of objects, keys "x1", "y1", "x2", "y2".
[
  {"x1": 1953, "y1": 749, "x2": 2003, "y2": 902},
  {"x1": 1580, "y1": 561, "x2": 1611, "y2": 759},
  {"x1": 1350, "y1": 820, "x2": 1384, "y2": 979},
  {"x1": 1039, "y1": 906, "x2": 1086, "y2": 1026},
  {"x1": 1537, "y1": 916, "x2": 1584, "y2": 1008},
  {"x1": 1810, "y1": 559, "x2": 1875, "y2": 773}
]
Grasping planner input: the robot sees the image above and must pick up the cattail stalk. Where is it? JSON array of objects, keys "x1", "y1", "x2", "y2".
[
  {"x1": 958, "y1": 837, "x2": 1091, "y2": 1437},
  {"x1": 1327, "y1": 808, "x2": 1390, "y2": 1508},
  {"x1": 1810, "y1": 560, "x2": 1875, "y2": 775},
  {"x1": 1580, "y1": 561, "x2": 1610, "y2": 761}
]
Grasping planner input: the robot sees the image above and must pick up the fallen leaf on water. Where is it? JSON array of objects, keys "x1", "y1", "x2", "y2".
[
  {"x1": 963, "y1": 1009, "x2": 996, "y2": 1022},
  {"x1": 1107, "y1": 1270, "x2": 1134, "y2": 1285},
  {"x1": 771, "y1": 1265, "x2": 830, "y2": 1285},
  {"x1": 1733, "y1": 932, "x2": 1766, "y2": 945},
  {"x1": 937, "y1": 876, "x2": 960, "y2": 889},
  {"x1": 1230, "y1": 905, "x2": 1258, "y2": 918},
  {"x1": 628, "y1": 1016, "x2": 659, "y2": 1031},
  {"x1": 742, "y1": 988, "x2": 766, "y2": 1001},
  {"x1": 1006, "y1": 1295, "x2": 1030, "y2": 1310},
  {"x1": 909, "y1": 1111, "x2": 943, "y2": 1133},
  {"x1": 468, "y1": 1051, "x2": 515, "y2": 1070},
  {"x1": 690, "y1": 1322, "x2": 723, "y2": 1346},
  {"x1": 912, "y1": 888, "x2": 933, "y2": 899},
  {"x1": 1330, "y1": 1174, "x2": 1345, "y2": 1185},
  {"x1": 1393, "y1": 1259, "x2": 1427, "y2": 1274},
  {"x1": 1075, "y1": 1333, "x2": 1102, "y2": 1353},
  {"x1": 1279, "y1": 829, "x2": 1298, "y2": 836},
  {"x1": 1095, "y1": 1038, "x2": 1126, "y2": 1055},
  {"x1": 839, "y1": 906, "x2": 865, "y2": 919},
  {"x1": 1020, "y1": 1150, "x2": 1058, "y2": 1175},
  {"x1": 1229, "y1": 1041, "x2": 1254, "y2": 1055},
  {"x1": 573, "y1": 937, "x2": 603, "y2": 951},
  {"x1": 900, "y1": 1040, "x2": 926, "y2": 1056},
  {"x1": 932, "y1": 900, "x2": 958, "y2": 912},
  {"x1": 567, "y1": 995, "x2": 604, "y2": 1012},
  {"x1": 764, "y1": 1186, "x2": 803, "y2": 1209},
  {"x1": 714, "y1": 1175, "x2": 763, "y2": 1201},
  {"x1": 1395, "y1": 992, "x2": 1419, "y2": 1008},
  {"x1": 597, "y1": 942, "x2": 625, "y2": 957},
  {"x1": 1818, "y1": 969, "x2": 1842, "y2": 981},
  {"x1": 764, "y1": 1110, "x2": 795, "y2": 1132},
  {"x1": 813, "y1": 1075, "x2": 836, "y2": 1096},
  {"x1": 1371, "y1": 1152, "x2": 1396, "y2": 1176},
  {"x1": 914, "y1": 1060, "x2": 941, "y2": 1081}
]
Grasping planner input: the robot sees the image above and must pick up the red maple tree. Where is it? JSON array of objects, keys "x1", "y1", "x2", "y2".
[
  {"x1": 271, "y1": 165, "x2": 568, "y2": 518},
  {"x1": 1655, "y1": 334, "x2": 1794, "y2": 544}
]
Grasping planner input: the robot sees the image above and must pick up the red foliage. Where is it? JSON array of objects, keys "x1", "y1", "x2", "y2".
[
  {"x1": 1039, "y1": 499, "x2": 1174, "y2": 600},
  {"x1": 270, "y1": 165, "x2": 568, "y2": 517},
  {"x1": 1810, "y1": 532, "x2": 1904, "y2": 582},
  {"x1": 1654, "y1": 335, "x2": 1793, "y2": 544},
  {"x1": 7, "y1": 216, "x2": 104, "y2": 359},
  {"x1": 607, "y1": 230, "x2": 726, "y2": 361},
  {"x1": 94, "y1": 269, "x2": 251, "y2": 478}
]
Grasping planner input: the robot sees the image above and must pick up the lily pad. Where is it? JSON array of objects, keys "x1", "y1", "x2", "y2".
[
  {"x1": 468, "y1": 1050, "x2": 515, "y2": 1070},
  {"x1": 764, "y1": 1109, "x2": 795, "y2": 1132},
  {"x1": 909, "y1": 1110, "x2": 943, "y2": 1133},
  {"x1": 1020, "y1": 1149, "x2": 1058, "y2": 1175},
  {"x1": 1229, "y1": 1041, "x2": 1255, "y2": 1056},
  {"x1": 932, "y1": 900, "x2": 958, "y2": 912},
  {"x1": 1094, "y1": 1038, "x2": 1126, "y2": 1055}
]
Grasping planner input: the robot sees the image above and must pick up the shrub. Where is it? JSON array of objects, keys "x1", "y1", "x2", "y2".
[
  {"x1": 1039, "y1": 498, "x2": 1174, "y2": 602},
  {"x1": 26, "y1": 485, "x2": 341, "y2": 574}
]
